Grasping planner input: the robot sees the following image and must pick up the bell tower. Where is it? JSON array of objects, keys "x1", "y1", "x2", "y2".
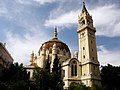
[{"x1": 77, "y1": 2, "x2": 101, "y2": 86}]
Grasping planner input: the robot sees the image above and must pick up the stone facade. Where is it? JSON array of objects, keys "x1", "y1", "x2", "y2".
[
  {"x1": 26, "y1": 3, "x2": 101, "y2": 89},
  {"x1": 0, "y1": 42, "x2": 13, "y2": 68}
]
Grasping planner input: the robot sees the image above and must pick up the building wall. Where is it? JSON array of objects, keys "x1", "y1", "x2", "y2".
[
  {"x1": 0, "y1": 43, "x2": 13, "y2": 68},
  {"x1": 62, "y1": 58, "x2": 81, "y2": 88}
]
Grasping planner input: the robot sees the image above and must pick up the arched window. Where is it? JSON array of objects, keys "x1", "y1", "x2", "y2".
[
  {"x1": 81, "y1": 20, "x2": 85, "y2": 25},
  {"x1": 71, "y1": 60, "x2": 77, "y2": 76}
]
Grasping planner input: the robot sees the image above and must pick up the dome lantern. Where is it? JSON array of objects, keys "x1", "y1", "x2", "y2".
[{"x1": 54, "y1": 27, "x2": 58, "y2": 39}]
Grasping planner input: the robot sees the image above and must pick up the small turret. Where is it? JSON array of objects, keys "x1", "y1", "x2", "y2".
[
  {"x1": 53, "y1": 42, "x2": 57, "y2": 49},
  {"x1": 40, "y1": 44, "x2": 46, "y2": 68},
  {"x1": 73, "y1": 51, "x2": 78, "y2": 59},
  {"x1": 42, "y1": 44, "x2": 46, "y2": 54},
  {"x1": 51, "y1": 43, "x2": 57, "y2": 71},
  {"x1": 30, "y1": 51, "x2": 35, "y2": 65}
]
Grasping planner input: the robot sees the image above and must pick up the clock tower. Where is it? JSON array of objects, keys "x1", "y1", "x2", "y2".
[{"x1": 77, "y1": 2, "x2": 101, "y2": 86}]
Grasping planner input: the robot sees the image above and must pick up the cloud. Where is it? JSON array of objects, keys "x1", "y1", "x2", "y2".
[
  {"x1": 5, "y1": 30, "x2": 48, "y2": 65},
  {"x1": 0, "y1": 7, "x2": 7, "y2": 16},
  {"x1": 16, "y1": 0, "x2": 60, "y2": 5},
  {"x1": 98, "y1": 45, "x2": 120, "y2": 66},
  {"x1": 0, "y1": 0, "x2": 48, "y2": 33},
  {"x1": 33, "y1": 0, "x2": 56, "y2": 5},
  {"x1": 45, "y1": 4, "x2": 120, "y2": 37},
  {"x1": 45, "y1": 10, "x2": 79, "y2": 27},
  {"x1": 0, "y1": 0, "x2": 52, "y2": 65},
  {"x1": 90, "y1": 5, "x2": 120, "y2": 37},
  {"x1": 91, "y1": 5, "x2": 119, "y2": 26}
]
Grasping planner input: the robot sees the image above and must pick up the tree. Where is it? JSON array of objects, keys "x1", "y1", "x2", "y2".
[
  {"x1": 52, "y1": 54, "x2": 60, "y2": 73},
  {"x1": 0, "y1": 63, "x2": 29, "y2": 82},
  {"x1": 33, "y1": 67, "x2": 50, "y2": 90},
  {"x1": 100, "y1": 64, "x2": 120, "y2": 90},
  {"x1": 0, "y1": 81, "x2": 8, "y2": 90},
  {"x1": 91, "y1": 84, "x2": 106, "y2": 90},
  {"x1": 45, "y1": 55, "x2": 51, "y2": 73},
  {"x1": 51, "y1": 54, "x2": 64, "y2": 90},
  {"x1": 33, "y1": 54, "x2": 64, "y2": 90},
  {"x1": 0, "y1": 63, "x2": 29, "y2": 90},
  {"x1": 8, "y1": 80, "x2": 29, "y2": 90},
  {"x1": 68, "y1": 83, "x2": 90, "y2": 90}
]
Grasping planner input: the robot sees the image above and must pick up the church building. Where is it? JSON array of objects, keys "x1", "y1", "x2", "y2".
[{"x1": 26, "y1": 3, "x2": 101, "y2": 89}]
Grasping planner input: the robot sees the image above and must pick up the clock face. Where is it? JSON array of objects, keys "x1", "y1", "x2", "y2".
[{"x1": 80, "y1": 32, "x2": 85, "y2": 38}]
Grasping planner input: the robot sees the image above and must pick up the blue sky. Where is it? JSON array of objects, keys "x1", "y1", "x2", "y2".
[{"x1": 0, "y1": 0, "x2": 120, "y2": 66}]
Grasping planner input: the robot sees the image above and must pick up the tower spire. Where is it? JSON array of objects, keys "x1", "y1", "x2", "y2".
[
  {"x1": 54, "y1": 27, "x2": 58, "y2": 39},
  {"x1": 83, "y1": 1, "x2": 85, "y2": 6},
  {"x1": 82, "y1": 1, "x2": 89, "y2": 14}
]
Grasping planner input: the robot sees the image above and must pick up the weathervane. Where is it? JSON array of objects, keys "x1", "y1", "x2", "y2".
[{"x1": 83, "y1": 1, "x2": 85, "y2": 6}]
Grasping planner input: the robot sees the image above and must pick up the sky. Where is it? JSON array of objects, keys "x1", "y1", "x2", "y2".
[{"x1": 0, "y1": 0, "x2": 120, "y2": 66}]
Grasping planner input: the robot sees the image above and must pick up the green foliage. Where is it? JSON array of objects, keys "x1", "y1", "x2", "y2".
[
  {"x1": 33, "y1": 67, "x2": 50, "y2": 90},
  {"x1": 68, "y1": 83, "x2": 106, "y2": 90},
  {"x1": 91, "y1": 84, "x2": 106, "y2": 90},
  {"x1": 45, "y1": 55, "x2": 51, "y2": 73},
  {"x1": 0, "y1": 63, "x2": 29, "y2": 82},
  {"x1": 101, "y1": 64, "x2": 120, "y2": 90},
  {"x1": 0, "y1": 63, "x2": 29, "y2": 90},
  {"x1": 8, "y1": 80, "x2": 29, "y2": 90},
  {"x1": 2, "y1": 58, "x2": 120, "y2": 90},
  {"x1": 0, "y1": 80, "x2": 29, "y2": 90},
  {"x1": 49, "y1": 71, "x2": 64, "y2": 90},
  {"x1": 52, "y1": 54, "x2": 60, "y2": 73},
  {"x1": 0, "y1": 81, "x2": 8, "y2": 90},
  {"x1": 33, "y1": 54, "x2": 64, "y2": 90},
  {"x1": 52, "y1": 54, "x2": 64, "y2": 90},
  {"x1": 68, "y1": 83, "x2": 90, "y2": 90}
]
